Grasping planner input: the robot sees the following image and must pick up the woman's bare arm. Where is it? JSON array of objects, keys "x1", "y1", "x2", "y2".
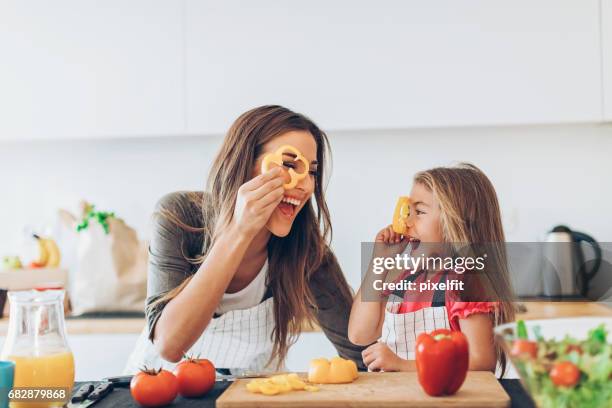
[
  {"x1": 152, "y1": 169, "x2": 284, "y2": 362},
  {"x1": 153, "y1": 223, "x2": 255, "y2": 362}
]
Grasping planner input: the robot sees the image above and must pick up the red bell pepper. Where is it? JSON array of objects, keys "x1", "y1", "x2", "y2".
[{"x1": 415, "y1": 328, "x2": 469, "y2": 396}]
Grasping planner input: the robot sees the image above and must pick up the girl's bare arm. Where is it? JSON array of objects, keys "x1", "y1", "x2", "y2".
[{"x1": 458, "y1": 313, "x2": 497, "y2": 371}]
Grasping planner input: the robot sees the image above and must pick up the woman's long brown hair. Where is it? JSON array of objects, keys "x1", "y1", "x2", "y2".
[
  {"x1": 153, "y1": 105, "x2": 352, "y2": 367},
  {"x1": 414, "y1": 163, "x2": 516, "y2": 377}
]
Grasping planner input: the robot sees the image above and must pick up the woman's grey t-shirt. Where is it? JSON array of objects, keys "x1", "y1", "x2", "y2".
[{"x1": 145, "y1": 191, "x2": 366, "y2": 368}]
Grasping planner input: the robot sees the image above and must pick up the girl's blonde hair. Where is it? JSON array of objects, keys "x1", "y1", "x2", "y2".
[{"x1": 414, "y1": 162, "x2": 515, "y2": 376}]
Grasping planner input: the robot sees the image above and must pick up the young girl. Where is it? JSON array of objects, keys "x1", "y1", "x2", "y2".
[{"x1": 349, "y1": 163, "x2": 515, "y2": 375}]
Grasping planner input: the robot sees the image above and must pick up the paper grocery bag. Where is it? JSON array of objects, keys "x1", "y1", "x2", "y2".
[{"x1": 62, "y1": 211, "x2": 148, "y2": 315}]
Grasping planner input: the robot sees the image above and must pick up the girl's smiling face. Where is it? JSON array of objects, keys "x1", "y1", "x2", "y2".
[
  {"x1": 255, "y1": 130, "x2": 318, "y2": 237},
  {"x1": 404, "y1": 182, "x2": 444, "y2": 243}
]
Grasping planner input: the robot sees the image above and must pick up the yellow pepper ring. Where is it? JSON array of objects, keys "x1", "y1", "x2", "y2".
[
  {"x1": 261, "y1": 145, "x2": 310, "y2": 190},
  {"x1": 392, "y1": 196, "x2": 410, "y2": 235}
]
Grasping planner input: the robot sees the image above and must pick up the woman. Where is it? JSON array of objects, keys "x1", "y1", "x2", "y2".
[{"x1": 125, "y1": 105, "x2": 363, "y2": 373}]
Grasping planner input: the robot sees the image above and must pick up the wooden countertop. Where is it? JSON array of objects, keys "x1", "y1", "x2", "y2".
[
  {"x1": 0, "y1": 302, "x2": 609, "y2": 336},
  {"x1": 515, "y1": 301, "x2": 611, "y2": 320},
  {"x1": 0, "y1": 317, "x2": 146, "y2": 336}
]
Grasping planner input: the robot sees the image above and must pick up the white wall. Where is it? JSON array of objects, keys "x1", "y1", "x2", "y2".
[{"x1": 1, "y1": 123, "x2": 612, "y2": 289}]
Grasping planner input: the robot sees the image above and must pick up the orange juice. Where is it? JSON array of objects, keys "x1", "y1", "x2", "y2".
[{"x1": 7, "y1": 351, "x2": 74, "y2": 408}]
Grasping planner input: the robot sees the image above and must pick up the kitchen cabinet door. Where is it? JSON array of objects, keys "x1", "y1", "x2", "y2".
[
  {"x1": 185, "y1": 0, "x2": 602, "y2": 134},
  {"x1": 0, "y1": 1, "x2": 184, "y2": 141},
  {"x1": 604, "y1": 0, "x2": 612, "y2": 121}
]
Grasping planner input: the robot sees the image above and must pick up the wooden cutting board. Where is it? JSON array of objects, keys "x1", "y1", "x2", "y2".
[{"x1": 216, "y1": 371, "x2": 510, "y2": 407}]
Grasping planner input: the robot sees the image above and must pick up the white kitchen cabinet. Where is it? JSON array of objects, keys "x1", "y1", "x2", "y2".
[
  {"x1": 185, "y1": 0, "x2": 603, "y2": 134},
  {"x1": 0, "y1": 1, "x2": 605, "y2": 141},
  {"x1": 604, "y1": 0, "x2": 612, "y2": 121},
  {"x1": 0, "y1": 1, "x2": 184, "y2": 141}
]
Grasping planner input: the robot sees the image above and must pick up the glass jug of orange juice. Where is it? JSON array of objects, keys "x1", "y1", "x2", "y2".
[{"x1": 0, "y1": 290, "x2": 74, "y2": 408}]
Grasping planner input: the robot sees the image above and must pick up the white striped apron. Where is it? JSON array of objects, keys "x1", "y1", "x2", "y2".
[
  {"x1": 124, "y1": 296, "x2": 278, "y2": 374},
  {"x1": 379, "y1": 271, "x2": 451, "y2": 360}
]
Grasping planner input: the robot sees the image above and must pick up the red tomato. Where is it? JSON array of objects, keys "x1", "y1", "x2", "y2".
[
  {"x1": 130, "y1": 369, "x2": 178, "y2": 407},
  {"x1": 550, "y1": 361, "x2": 580, "y2": 388},
  {"x1": 510, "y1": 339, "x2": 538, "y2": 359},
  {"x1": 173, "y1": 358, "x2": 216, "y2": 398}
]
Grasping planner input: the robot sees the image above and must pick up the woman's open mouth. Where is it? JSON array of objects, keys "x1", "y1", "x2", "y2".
[{"x1": 278, "y1": 196, "x2": 301, "y2": 218}]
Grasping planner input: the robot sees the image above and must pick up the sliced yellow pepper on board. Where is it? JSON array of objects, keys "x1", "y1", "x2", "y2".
[
  {"x1": 260, "y1": 145, "x2": 310, "y2": 189},
  {"x1": 287, "y1": 375, "x2": 306, "y2": 390},
  {"x1": 269, "y1": 375, "x2": 293, "y2": 392},
  {"x1": 245, "y1": 374, "x2": 311, "y2": 396},
  {"x1": 246, "y1": 380, "x2": 263, "y2": 393},
  {"x1": 259, "y1": 383, "x2": 281, "y2": 395},
  {"x1": 392, "y1": 196, "x2": 410, "y2": 235}
]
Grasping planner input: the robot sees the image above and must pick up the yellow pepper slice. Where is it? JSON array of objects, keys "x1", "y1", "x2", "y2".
[
  {"x1": 259, "y1": 383, "x2": 281, "y2": 395},
  {"x1": 287, "y1": 374, "x2": 306, "y2": 390},
  {"x1": 392, "y1": 196, "x2": 410, "y2": 235},
  {"x1": 245, "y1": 374, "x2": 309, "y2": 395},
  {"x1": 246, "y1": 380, "x2": 263, "y2": 393},
  {"x1": 260, "y1": 145, "x2": 310, "y2": 189}
]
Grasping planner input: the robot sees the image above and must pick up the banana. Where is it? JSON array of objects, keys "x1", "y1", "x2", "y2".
[
  {"x1": 32, "y1": 235, "x2": 61, "y2": 268},
  {"x1": 43, "y1": 238, "x2": 61, "y2": 268},
  {"x1": 33, "y1": 234, "x2": 49, "y2": 266}
]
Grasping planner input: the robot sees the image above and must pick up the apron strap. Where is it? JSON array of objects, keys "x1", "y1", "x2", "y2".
[
  {"x1": 390, "y1": 270, "x2": 423, "y2": 299},
  {"x1": 391, "y1": 270, "x2": 449, "y2": 308},
  {"x1": 262, "y1": 283, "x2": 273, "y2": 301},
  {"x1": 431, "y1": 271, "x2": 449, "y2": 307}
]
